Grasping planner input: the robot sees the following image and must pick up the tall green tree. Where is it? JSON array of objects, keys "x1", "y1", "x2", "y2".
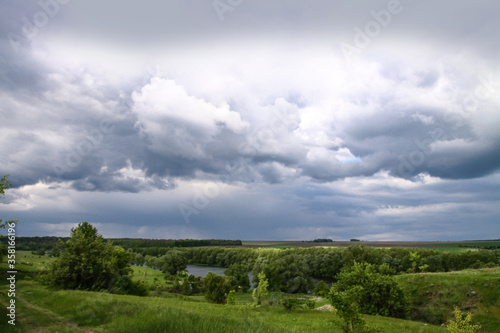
[
  {"x1": 43, "y1": 222, "x2": 146, "y2": 295},
  {"x1": 252, "y1": 271, "x2": 269, "y2": 305}
]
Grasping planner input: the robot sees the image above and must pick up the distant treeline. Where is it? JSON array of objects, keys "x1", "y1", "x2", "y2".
[
  {"x1": 303, "y1": 238, "x2": 333, "y2": 243},
  {"x1": 0, "y1": 236, "x2": 242, "y2": 254}
]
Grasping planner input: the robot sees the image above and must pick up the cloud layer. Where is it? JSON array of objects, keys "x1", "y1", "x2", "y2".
[{"x1": 1, "y1": 0, "x2": 499, "y2": 240}]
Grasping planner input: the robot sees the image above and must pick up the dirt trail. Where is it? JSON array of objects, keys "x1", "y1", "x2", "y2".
[{"x1": 4, "y1": 293, "x2": 95, "y2": 333}]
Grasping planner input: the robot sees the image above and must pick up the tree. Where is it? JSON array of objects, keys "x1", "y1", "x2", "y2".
[
  {"x1": 252, "y1": 271, "x2": 269, "y2": 305},
  {"x1": 314, "y1": 280, "x2": 330, "y2": 297},
  {"x1": 329, "y1": 285, "x2": 372, "y2": 333},
  {"x1": 203, "y1": 272, "x2": 232, "y2": 304},
  {"x1": 159, "y1": 250, "x2": 187, "y2": 276},
  {"x1": 334, "y1": 261, "x2": 408, "y2": 318},
  {"x1": 224, "y1": 263, "x2": 250, "y2": 292},
  {"x1": 264, "y1": 253, "x2": 313, "y2": 293},
  {"x1": 43, "y1": 222, "x2": 146, "y2": 295}
]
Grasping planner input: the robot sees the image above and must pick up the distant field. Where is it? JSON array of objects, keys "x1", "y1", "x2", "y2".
[{"x1": 241, "y1": 240, "x2": 500, "y2": 251}]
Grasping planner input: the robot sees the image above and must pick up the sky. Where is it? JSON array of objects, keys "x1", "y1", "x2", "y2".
[{"x1": 0, "y1": 0, "x2": 499, "y2": 241}]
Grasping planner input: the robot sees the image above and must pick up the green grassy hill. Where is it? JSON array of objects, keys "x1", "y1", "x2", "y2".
[
  {"x1": 2, "y1": 252, "x2": 498, "y2": 332},
  {"x1": 395, "y1": 267, "x2": 500, "y2": 331}
]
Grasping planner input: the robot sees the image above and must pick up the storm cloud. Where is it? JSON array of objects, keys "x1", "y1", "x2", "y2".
[{"x1": 0, "y1": 0, "x2": 499, "y2": 240}]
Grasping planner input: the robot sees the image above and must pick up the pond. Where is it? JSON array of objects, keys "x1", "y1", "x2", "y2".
[
  {"x1": 186, "y1": 265, "x2": 256, "y2": 288},
  {"x1": 186, "y1": 265, "x2": 226, "y2": 277}
]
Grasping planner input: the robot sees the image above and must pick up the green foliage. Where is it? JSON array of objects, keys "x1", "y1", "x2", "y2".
[
  {"x1": 42, "y1": 222, "x2": 142, "y2": 295},
  {"x1": 203, "y1": 272, "x2": 232, "y2": 304},
  {"x1": 158, "y1": 250, "x2": 188, "y2": 275},
  {"x1": 329, "y1": 285, "x2": 373, "y2": 333},
  {"x1": 447, "y1": 306, "x2": 482, "y2": 333},
  {"x1": 305, "y1": 299, "x2": 316, "y2": 309},
  {"x1": 314, "y1": 280, "x2": 330, "y2": 297},
  {"x1": 259, "y1": 252, "x2": 314, "y2": 293},
  {"x1": 334, "y1": 262, "x2": 408, "y2": 318},
  {"x1": 409, "y1": 251, "x2": 421, "y2": 273},
  {"x1": 224, "y1": 263, "x2": 250, "y2": 292},
  {"x1": 281, "y1": 294, "x2": 300, "y2": 311},
  {"x1": 252, "y1": 271, "x2": 269, "y2": 305},
  {"x1": 226, "y1": 289, "x2": 236, "y2": 305}
]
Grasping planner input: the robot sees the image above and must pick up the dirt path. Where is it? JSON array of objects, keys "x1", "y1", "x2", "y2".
[{"x1": 3, "y1": 293, "x2": 95, "y2": 333}]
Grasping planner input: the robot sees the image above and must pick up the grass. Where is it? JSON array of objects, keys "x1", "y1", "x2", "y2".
[
  {"x1": 395, "y1": 267, "x2": 500, "y2": 331},
  {"x1": 0, "y1": 252, "x2": 447, "y2": 333},
  {"x1": 5, "y1": 280, "x2": 445, "y2": 333},
  {"x1": 2, "y1": 251, "x2": 498, "y2": 332}
]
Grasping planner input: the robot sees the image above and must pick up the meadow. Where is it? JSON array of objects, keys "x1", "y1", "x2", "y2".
[{"x1": 1, "y1": 251, "x2": 499, "y2": 332}]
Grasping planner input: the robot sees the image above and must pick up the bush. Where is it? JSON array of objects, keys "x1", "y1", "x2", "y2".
[
  {"x1": 252, "y1": 272, "x2": 269, "y2": 305},
  {"x1": 305, "y1": 299, "x2": 316, "y2": 309},
  {"x1": 330, "y1": 285, "x2": 373, "y2": 333},
  {"x1": 226, "y1": 290, "x2": 236, "y2": 305},
  {"x1": 447, "y1": 306, "x2": 482, "y2": 333},
  {"x1": 203, "y1": 272, "x2": 232, "y2": 304},
  {"x1": 334, "y1": 261, "x2": 408, "y2": 318},
  {"x1": 281, "y1": 295, "x2": 300, "y2": 311},
  {"x1": 314, "y1": 280, "x2": 330, "y2": 297}
]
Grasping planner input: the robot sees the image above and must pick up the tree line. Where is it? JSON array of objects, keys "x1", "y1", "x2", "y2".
[
  {"x1": 0, "y1": 236, "x2": 242, "y2": 256},
  {"x1": 131, "y1": 245, "x2": 499, "y2": 293}
]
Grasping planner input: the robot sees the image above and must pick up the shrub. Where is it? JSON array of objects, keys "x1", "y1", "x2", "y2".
[
  {"x1": 334, "y1": 261, "x2": 408, "y2": 318},
  {"x1": 252, "y1": 272, "x2": 269, "y2": 305},
  {"x1": 314, "y1": 280, "x2": 330, "y2": 297},
  {"x1": 281, "y1": 295, "x2": 300, "y2": 311},
  {"x1": 203, "y1": 272, "x2": 232, "y2": 304},
  {"x1": 305, "y1": 299, "x2": 316, "y2": 309},
  {"x1": 330, "y1": 285, "x2": 373, "y2": 333},
  {"x1": 447, "y1": 306, "x2": 482, "y2": 333},
  {"x1": 226, "y1": 290, "x2": 236, "y2": 305}
]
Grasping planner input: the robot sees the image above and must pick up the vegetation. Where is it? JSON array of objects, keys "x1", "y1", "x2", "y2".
[
  {"x1": 1, "y1": 251, "x2": 499, "y2": 332},
  {"x1": 203, "y1": 272, "x2": 232, "y2": 304},
  {"x1": 0, "y1": 236, "x2": 242, "y2": 256},
  {"x1": 333, "y1": 262, "x2": 408, "y2": 318},
  {"x1": 224, "y1": 263, "x2": 251, "y2": 292},
  {"x1": 395, "y1": 268, "x2": 500, "y2": 331},
  {"x1": 252, "y1": 272, "x2": 269, "y2": 305},
  {"x1": 41, "y1": 222, "x2": 146, "y2": 295},
  {"x1": 446, "y1": 306, "x2": 482, "y2": 333},
  {"x1": 304, "y1": 239, "x2": 333, "y2": 243},
  {"x1": 157, "y1": 250, "x2": 187, "y2": 275},
  {"x1": 314, "y1": 280, "x2": 330, "y2": 297},
  {"x1": 330, "y1": 285, "x2": 373, "y2": 333}
]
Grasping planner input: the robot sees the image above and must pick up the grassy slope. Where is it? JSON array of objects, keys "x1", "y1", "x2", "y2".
[
  {"x1": 395, "y1": 268, "x2": 500, "y2": 332},
  {"x1": 2, "y1": 252, "x2": 498, "y2": 332}
]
